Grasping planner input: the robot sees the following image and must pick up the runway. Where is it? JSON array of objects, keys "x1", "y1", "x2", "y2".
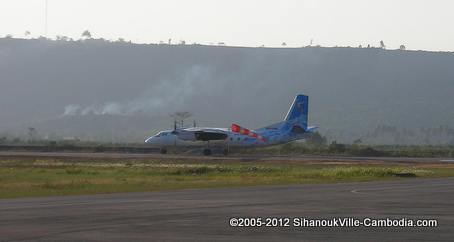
[
  {"x1": 1, "y1": 178, "x2": 453, "y2": 241},
  {"x1": 0, "y1": 151, "x2": 450, "y2": 165}
]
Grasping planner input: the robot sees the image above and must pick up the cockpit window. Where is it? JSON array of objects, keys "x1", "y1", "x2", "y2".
[{"x1": 155, "y1": 131, "x2": 169, "y2": 137}]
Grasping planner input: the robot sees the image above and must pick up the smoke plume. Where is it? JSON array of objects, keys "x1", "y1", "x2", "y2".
[{"x1": 61, "y1": 65, "x2": 211, "y2": 117}]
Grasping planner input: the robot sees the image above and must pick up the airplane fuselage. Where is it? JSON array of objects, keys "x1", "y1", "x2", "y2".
[
  {"x1": 144, "y1": 94, "x2": 317, "y2": 154},
  {"x1": 145, "y1": 127, "x2": 308, "y2": 148}
]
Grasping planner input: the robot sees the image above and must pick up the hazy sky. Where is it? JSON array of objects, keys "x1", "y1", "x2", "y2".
[{"x1": 1, "y1": 0, "x2": 453, "y2": 51}]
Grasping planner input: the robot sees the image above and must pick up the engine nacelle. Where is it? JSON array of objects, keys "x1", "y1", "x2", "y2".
[
  {"x1": 194, "y1": 131, "x2": 228, "y2": 141},
  {"x1": 174, "y1": 130, "x2": 197, "y2": 141}
]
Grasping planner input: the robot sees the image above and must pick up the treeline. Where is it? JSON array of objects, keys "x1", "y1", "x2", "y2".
[
  {"x1": 362, "y1": 125, "x2": 454, "y2": 145},
  {"x1": 243, "y1": 132, "x2": 454, "y2": 158},
  {"x1": 0, "y1": 136, "x2": 146, "y2": 147}
]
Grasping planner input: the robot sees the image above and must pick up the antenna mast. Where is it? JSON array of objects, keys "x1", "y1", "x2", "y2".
[{"x1": 45, "y1": 0, "x2": 48, "y2": 37}]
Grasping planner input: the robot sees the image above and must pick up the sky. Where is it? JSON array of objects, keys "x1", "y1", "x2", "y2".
[{"x1": 0, "y1": 0, "x2": 453, "y2": 51}]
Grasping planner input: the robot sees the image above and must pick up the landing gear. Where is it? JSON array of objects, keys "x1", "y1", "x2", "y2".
[
  {"x1": 203, "y1": 149, "x2": 212, "y2": 156},
  {"x1": 202, "y1": 141, "x2": 212, "y2": 156},
  {"x1": 160, "y1": 148, "x2": 167, "y2": 154}
]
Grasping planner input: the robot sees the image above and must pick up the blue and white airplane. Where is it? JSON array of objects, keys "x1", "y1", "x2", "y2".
[{"x1": 145, "y1": 94, "x2": 318, "y2": 155}]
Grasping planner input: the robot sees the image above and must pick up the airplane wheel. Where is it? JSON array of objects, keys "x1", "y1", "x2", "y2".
[
  {"x1": 203, "y1": 149, "x2": 212, "y2": 156},
  {"x1": 160, "y1": 148, "x2": 167, "y2": 154}
]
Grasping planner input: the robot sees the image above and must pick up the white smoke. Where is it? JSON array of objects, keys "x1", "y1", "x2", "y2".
[
  {"x1": 60, "y1": 65, "x2": 211, "y2": 117},
  {"x1": 62, "y1": 104, "x2": 81, "y2": 116}
]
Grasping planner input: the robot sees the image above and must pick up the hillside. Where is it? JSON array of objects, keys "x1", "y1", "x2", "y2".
[{"x1": 1, "y1": 38, "x2": 453, "y2": 144}]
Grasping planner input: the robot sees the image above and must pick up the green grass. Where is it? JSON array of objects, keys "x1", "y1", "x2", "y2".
[
  {"x1": 1, "y1": 158, "x2": 454, "y2": 199},
  {"x1": 242, "y1": 143, "x2": 454, "y2": 158}
]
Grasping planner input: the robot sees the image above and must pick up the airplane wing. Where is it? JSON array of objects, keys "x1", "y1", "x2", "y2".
[{"x1": 173, "y1": 128, "x2": 228, "y2": 141}]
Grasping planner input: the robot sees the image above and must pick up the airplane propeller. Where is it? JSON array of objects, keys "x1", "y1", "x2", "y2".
[{"x1": 171, "y1": 120, "x2": 178, "y2": 135}]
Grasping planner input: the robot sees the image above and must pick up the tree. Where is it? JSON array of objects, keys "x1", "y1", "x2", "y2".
[
  {"x1": 170, "y1": 112, "x2": 193, "y2": 128},
  {"x1": 0, "y1": 136, "x2": 7, "y2": 144},
  {"x1": 307, "y1": 132, "x2": 327, "y2": 146},
  {"x1": 380, "y1": 40, "x2": 386, "y2": 49},
  {"x1": 281, "y1": 42, "x2": 287, "y2": 46},
  {"x1": 27, "y1": 127, "x2": 37, "y2": 141},
  {"x1": 399, "y1": 45, "x2": 406, "y2": 50},
  {"x1": 81, "y1": 30, "x2": 92, "y2": 39},
  {"x1": 353, "y1": 138, "x2": 362, "y2": 144},
  {"x1": 56, "y1": 35, "x2": 69, "y2": 41},
  {"x1": 329, "y1": 141, "x2": 346, "y2": 153}
]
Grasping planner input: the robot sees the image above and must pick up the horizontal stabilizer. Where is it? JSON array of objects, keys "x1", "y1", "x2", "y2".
[{"x1": 306, "y1": 126, "x2": 318, "y2": 133}]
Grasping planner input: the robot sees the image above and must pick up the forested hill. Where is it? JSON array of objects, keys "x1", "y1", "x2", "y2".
[{"x1": 1, "y1": 37, "x2": 453, "y2": 144}]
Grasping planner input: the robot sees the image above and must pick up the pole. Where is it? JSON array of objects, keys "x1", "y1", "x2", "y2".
[{"x1": 45, "y1": 0, "x2": 48, "y2": 37}]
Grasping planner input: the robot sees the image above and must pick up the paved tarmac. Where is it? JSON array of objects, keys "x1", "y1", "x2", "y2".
[
  {"x1": 0, "y1": 151, "x2": 450, "y2": 165},
  {"x1": 1, "y1": 178, "x2": 453, "y2": 241}
]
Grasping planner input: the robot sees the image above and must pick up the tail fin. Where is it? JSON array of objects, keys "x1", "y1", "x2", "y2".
[{"x1": 284, "y1": 94, "x2": 308, "y2": 130}]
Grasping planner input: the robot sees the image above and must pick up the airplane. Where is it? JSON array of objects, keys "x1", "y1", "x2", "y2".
[{"x1": 145, "y1": 94, "x2": 318, "y2": 155}]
